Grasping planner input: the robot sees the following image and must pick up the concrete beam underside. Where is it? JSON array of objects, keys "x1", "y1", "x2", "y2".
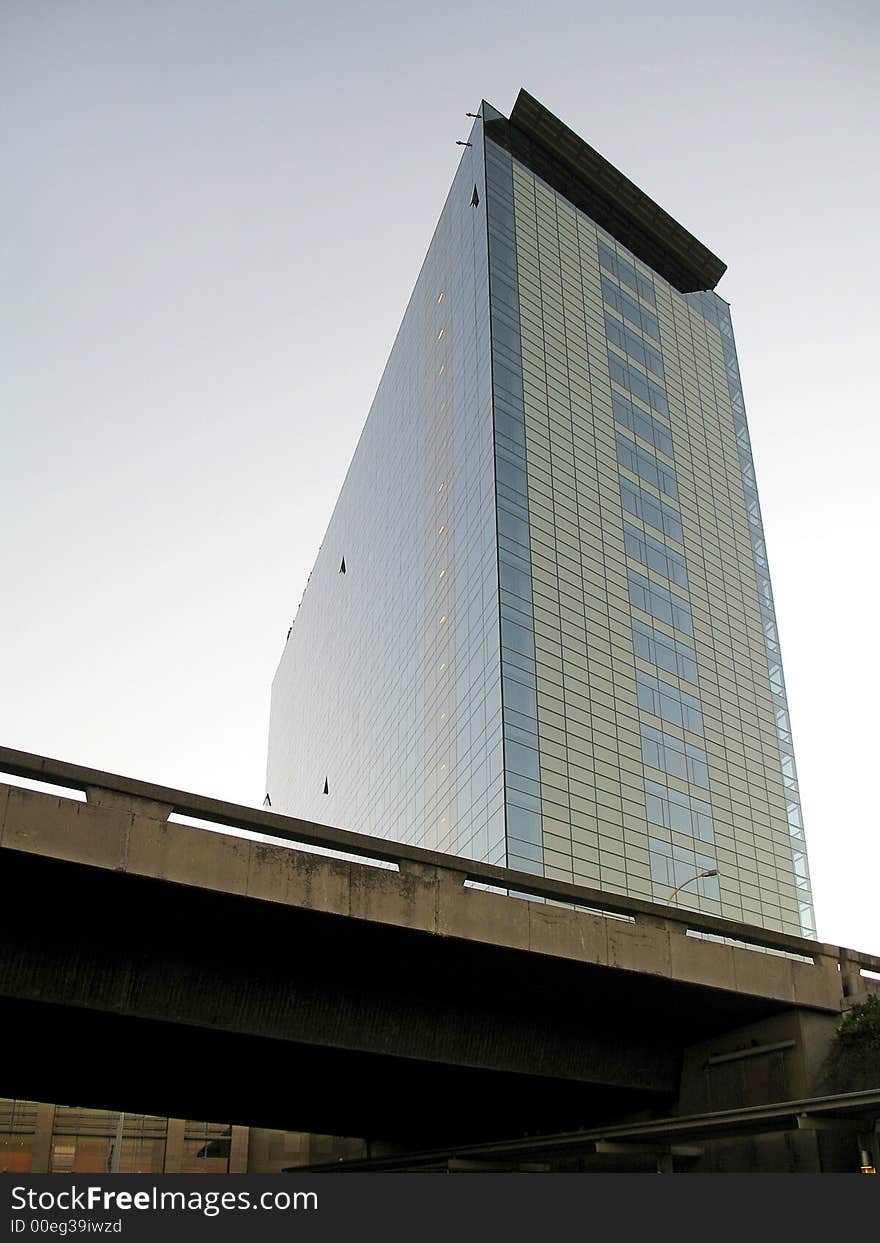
[{"x1": 0, "y1": 784, "x2": 848, "y2": 1142}]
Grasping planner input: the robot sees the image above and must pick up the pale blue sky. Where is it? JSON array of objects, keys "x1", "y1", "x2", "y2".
[{"x1": 2, "y1": 1, "x2": 877, "y2": 951}]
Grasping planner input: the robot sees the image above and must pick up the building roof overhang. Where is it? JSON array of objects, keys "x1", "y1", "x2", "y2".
[{"x1": 487, "y1": 89, "x2": 727, "y2": 294}]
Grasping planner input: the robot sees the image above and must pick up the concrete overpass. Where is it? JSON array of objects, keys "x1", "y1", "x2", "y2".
[{"x1": 1, "y1": 746, "x2": 877, "y2": 1148}]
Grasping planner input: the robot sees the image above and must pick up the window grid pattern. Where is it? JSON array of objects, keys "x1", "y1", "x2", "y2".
[
  {"x1": 628, "y1": 569, "x2": 693, "y2": 637},
  {"x1": 267, "y1": 106, "x2": 814, "y2": 940},
  {"x1": 649, "y1": 837, "x2": 719, "y2": 900},
  {"x1": 632, "y1": 617, "x2": 698, "y2": 684},
  {"x1": 652, "y1": 281, "x2": 809, "y2": 933},
  {"x1": 616, "y1": 432, "x2": 677, "y2": 499},
  {"x1": 641, "y1": 722, "x2": 709, "y2": 788},
  {"x1": 637, "y1": 669, "x2": 705, "y2": 736},
  {"x1": 485, "y1": 121, "x2": 544, "y2": 875},
  {"x1": 499, "y1": 152, "x2": 718, "y2": 904},
  {"x1": 624, "y1": 521, "x2": 688, "y2": 588},
  {"x1": 613, "y1": 392, "x2": 674, "y2": 459},
  {"x1": 601, "y1": 233, "x2": 716, "y2": 904},
  {"x1": 645, "y1": 778, "x2": 714, "y2": 844},
  {"x1": 267, "y1": 115, "x2": 506, "y2": 867},
  {"x1": 605, "y1": 314, "x2": 664, "y2": 378},
  {"x1": 619, "y1": 476, "x2": 684, "y2": 545},
  {"x1": 685, "y1": 291, "x2": 815, "y2": 937},
  {"x1": 499, "y1": 153, "x2": 816, "y2": 926},
  {"x1": 601, "y1": 274, "x2": 661, "y2": 342},
  {"x1": 598, "y1": 222, "x2": 808, "y2": 934}
]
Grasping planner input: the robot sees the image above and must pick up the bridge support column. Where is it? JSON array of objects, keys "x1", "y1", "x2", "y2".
[
  {"x1": 31, "y1": 1103, "x2": 56, "y2": 1174},
  {"x1": 838, "y1": 954, "x2": 880, "y2": 1008},
  {"x1": 163, "y1": 1119, "x2": 186, "y2": 1173},
  {"x1": 229, "y1": 1126, "x2": 249, "y2": 1173}
]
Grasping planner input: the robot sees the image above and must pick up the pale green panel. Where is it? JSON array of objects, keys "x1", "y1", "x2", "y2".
[
  {"x1": 698, "y1": 310, "x2": 800, "y2": 916},
  {"x1": 654, "y1": 282, "x2": 799, "y2": 931},
  {"x1": 511, "y1": 160, "x2": 648, "y2": 899},
  {"x1": 506, "y1": 150, "x2": 806, "y2": 929}
]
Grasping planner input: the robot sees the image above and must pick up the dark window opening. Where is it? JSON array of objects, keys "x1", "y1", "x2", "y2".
[
  {"x1": 195, "y1": 1139, "x2": 231, "y2": 1160},
  {"x1": 470, "y1": 184, "x2": 480, "y2": 207},
  {"x1": 323, "y1": 777, "x2": 329, "y2": 795},
  {"x1": 339, "y1": 557, "x2": 346, "y2": 574}
]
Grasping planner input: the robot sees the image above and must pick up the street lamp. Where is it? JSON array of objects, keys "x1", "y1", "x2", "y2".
[{"x1": 668, "y1": 868, "x2": 718, "y2": 905}]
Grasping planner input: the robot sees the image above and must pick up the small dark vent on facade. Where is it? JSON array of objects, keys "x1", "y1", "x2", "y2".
[
  {"x1": 339, "y1": 557, "x2": 346, "y2": 574},
  {"x1": 323, "y1": 777, "x2": 329, "y2": 795},
  {"x1": 262, "y1": 793, "x2": 272, "y2": 809},
  {"x1": 470, "y1": 184, "x2": 479, "y2": 207}
]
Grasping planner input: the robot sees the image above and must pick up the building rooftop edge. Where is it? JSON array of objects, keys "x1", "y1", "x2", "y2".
[{"x1": 489, "y1": 88, "x2": 727, "y2": 294}]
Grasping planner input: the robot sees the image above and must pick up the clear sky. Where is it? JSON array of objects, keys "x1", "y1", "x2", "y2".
[{"x1": 2, "y1": 1, "x2": 877, "y2": 952}]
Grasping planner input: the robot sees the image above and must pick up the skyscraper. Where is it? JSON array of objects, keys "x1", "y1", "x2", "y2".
[{"x1": 267, "y1": 90, "x2": 814, "y2": 939}]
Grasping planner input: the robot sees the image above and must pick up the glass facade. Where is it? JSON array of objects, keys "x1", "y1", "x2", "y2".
[
  {"x1": 267, "y1": 94, "x2": 815, "y2": 937},
  {"x1": 267, "y1": 113, "x2": 505, "y2": 865}
]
